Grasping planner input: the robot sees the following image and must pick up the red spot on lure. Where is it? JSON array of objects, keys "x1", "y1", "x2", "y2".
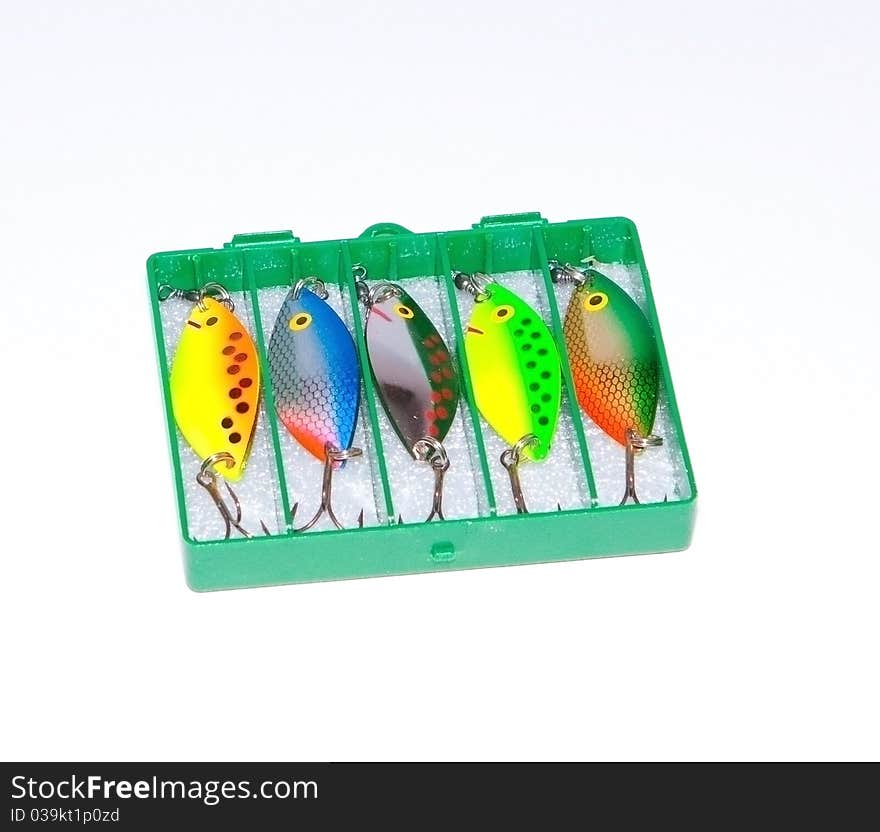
[{"x1": 362, "y1": 283, "x2": 460, "y2": 456}]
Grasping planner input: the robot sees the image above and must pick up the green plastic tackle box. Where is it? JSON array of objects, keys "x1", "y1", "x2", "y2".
[{"x1": 147, "y1": 212, "x2": 696, "y2": 591}]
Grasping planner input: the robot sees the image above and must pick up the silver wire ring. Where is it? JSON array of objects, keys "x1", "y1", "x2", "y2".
[
  {"x1": 326, "y1": 444, "x2": 364, "y2": 461},
  {"x1": 370, "y1": 282, "x2": 403, "y2": 305},
  {"x1": 199, "y1": 281, "x2": 235, "y2": 312},
  {"x1": 197, "y1": 451, "x2": 235, "y2": 484},
  {"x1": 500, "y1": 433, "x2": 539, "y2": 469},
  {"x1": 413, "y1": 436, "x2": 450, "y2": 471},
  {"x1": 293, "y1": 276, "x2": 329, "y2": 300},
  {"x1": 629, "y1": 432, "x2": 663, "y2": 450},
  {"x1": 468, "y1": 272, "x2": 493, "y2": 302},
  {"x1": 157, "y1": 283, "x2": 177, "y2": 302},
  {"x1": 351, "y1": 263, "x2": 368, "y2": 281}
]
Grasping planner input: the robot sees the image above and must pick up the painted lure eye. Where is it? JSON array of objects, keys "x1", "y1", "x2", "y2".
[
  {"x1": 583, "y1": 292, "x2": 608, "y2": 312},
  {"x1": 288, "y1": 312, "x2": 313, "y2": 331},
  {"x1": 492, "y1": 304, "x2": 515, "y2": 323},
  {"x1": 394, "y1": 304, "x2": 414, "y2": 319}
]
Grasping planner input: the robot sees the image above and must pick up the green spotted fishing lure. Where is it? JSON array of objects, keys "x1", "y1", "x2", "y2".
[{"x1": 454, "y1": 271, "x2": 562, "y2": 512}]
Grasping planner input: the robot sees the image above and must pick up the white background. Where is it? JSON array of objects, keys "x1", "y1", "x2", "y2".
[{"x1": 1, "y1": 0, "x2": 877, "y2": 761}]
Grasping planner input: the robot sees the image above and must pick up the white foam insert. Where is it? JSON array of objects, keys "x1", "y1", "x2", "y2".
[
  {"x1": 257, "y1": 285, "x2": 386, "y2": 531},
  {"x1": 551, "y1": 262, "x2": 693, "y2": 506},
  {"x1": 160, "y1": 292, "x2": 284, "y2": 541},
  {"x1": 359, "y1": 276, "x2": 490, "y2": 523},
  {"x1": 452, "y1": 270, "x2": 592, "y2": 516}
]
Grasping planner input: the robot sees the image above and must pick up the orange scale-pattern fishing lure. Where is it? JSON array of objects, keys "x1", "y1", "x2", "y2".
[{"x1": 560, "y1": 268, "x2": 658, "y2": 445}]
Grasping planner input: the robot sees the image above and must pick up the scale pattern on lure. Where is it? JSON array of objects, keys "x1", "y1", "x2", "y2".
[
  {"x1": 268, "y1": 285, "x2": 361, "y2": 461},
  {"x1": 169, "y1": 296, "x2": 260, "y2": 482},
  {"x1": 364, "y1": 285, "x2": 459, "y2": 452},
  {"x1": 563, "y1": 270, "x2": 659, "y2": 445},
  {"x1": 463, "y1": 283, "x2": 561, "y2": 460}
]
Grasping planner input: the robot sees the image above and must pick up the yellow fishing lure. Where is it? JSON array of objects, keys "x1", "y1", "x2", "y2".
[{"x1": 169, "y1": 294, "x2": 260, "y2": 481}]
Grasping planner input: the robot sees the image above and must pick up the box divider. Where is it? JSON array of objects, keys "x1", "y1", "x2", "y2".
[
  {"x1": 483, "y1": 230, "x2": 494, "y2": 274},
  {"x1": 581, "y1": 224, "x2": 593, "y2": 258},
  {"x1": 387, "y1": 240, "x2": 399, "y2": 281},
  {"x1": 149, "y1": 260, "x2": 194, "y2": 541},
  {"x1": 339, "y1": 241, "x2": 396, "y2": 525},
  {"x1": 241, "y1": 250, "x2": 294, "y2": 534},
  {"x1": 438, "y1": 234, "x2": 498, "y2": 516},
  {"x1": 533, "y1": 228, "x2": 599, "y2": 506}
]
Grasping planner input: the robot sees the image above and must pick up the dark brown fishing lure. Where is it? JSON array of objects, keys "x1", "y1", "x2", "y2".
[{"x1": 358, "y1": 277, "x2": 460, "y2": 521}]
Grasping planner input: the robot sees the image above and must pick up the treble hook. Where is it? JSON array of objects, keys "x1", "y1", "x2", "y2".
[
  {"x1": 195, "y1": 452, "x2": 269, "y2": 540},
  {"x1": 500, "y1": 434, "x2": 539, "y2": 514},
  {"x1": 411, "y1": 436, "x2": 450, "y2": 523},
  {"x1": 619, "y1": 428, "x2": 664, "y2": 505},
  {"x1": 292, "y1": 444, "x2": 365, "y2": 532}
]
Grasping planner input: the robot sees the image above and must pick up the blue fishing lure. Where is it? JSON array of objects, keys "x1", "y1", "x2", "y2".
[{"x1": 268, "y1": 279, "x2": 361, "y2": 461}]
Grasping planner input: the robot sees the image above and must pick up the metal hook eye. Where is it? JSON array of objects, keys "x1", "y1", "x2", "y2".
[{"x1": 351, "y1": 263, "x2": 368, "y2": 281}]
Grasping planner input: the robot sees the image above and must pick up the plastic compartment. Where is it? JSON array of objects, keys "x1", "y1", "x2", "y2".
[
  {"x1": 147, "y1": 213, "x2": 697, "y2": 590},
  {"x1": 345, "y1": 233, "x2": 490, "y2": 523},
  {"x1": 250, "y1": 243, "x2": 387, "y2": 531},
  {"x1": 448, "y1": 261, "x2": 592, "y2": 516}
]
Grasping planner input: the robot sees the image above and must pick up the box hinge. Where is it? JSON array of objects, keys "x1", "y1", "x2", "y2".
[
  {"x1": 475, "y1": 212, "x2": 547, "y2": 228},
  {"x1": 358, "y1": 222, "x2": 414, "y2": 239},
  {"x1": 225, "y1": 230, "x2": 300, "y2": 248}
]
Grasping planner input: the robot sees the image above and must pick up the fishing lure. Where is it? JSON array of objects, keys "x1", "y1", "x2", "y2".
[
  {"x1": 159, "y1": 281, "x2": 264, "y2": 538},
  {"x1": 454, "y1": 271, "x2": 562, "y2": 512},
  {"x1": 550, "y1": 260, "x2": 662, "y2": 504},
  {"x1": 356, "y1": 268, "x2": 460, "y2": 521},
  {"x1": 268, "y1": 276, "x2": 363, "y2": 531}
]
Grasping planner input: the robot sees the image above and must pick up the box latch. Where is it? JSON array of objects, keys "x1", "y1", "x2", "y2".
[{"x1": 430, "y1": 542, "x2": 456, "y2": 563}]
